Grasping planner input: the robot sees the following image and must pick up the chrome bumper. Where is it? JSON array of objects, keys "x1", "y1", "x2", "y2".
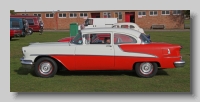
[
  {"x1": 20, "y1": 57, "x2": 33, "y2": 69},
  {"x1": 174, "y1": 60, "x2": 185, "y2": 68}
]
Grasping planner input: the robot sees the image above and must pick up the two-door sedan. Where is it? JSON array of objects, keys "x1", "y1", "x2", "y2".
[{"x1": 20, "y1": 28, "x2": 185, "y2": 78}]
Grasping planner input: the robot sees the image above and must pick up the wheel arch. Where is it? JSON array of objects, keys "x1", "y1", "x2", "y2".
[
  {"x1": 132, "y1": 61, "x2": 161, "y2": 70},
  {"x1": 34, "y1": 55, "x2": 68, "y2": 70}
]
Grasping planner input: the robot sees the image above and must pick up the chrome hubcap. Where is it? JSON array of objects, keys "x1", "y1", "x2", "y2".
[
  {"x1": 39, "y1": 62, "x2": 53, "y2": 75},
  {"x1": 140, "y1": 62, "x2": 153, "y2": 75}
]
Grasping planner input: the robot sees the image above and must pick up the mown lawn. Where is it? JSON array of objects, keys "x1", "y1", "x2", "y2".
[{"x1": 10, "y1": 30, "x2": 190, "y2": 92}]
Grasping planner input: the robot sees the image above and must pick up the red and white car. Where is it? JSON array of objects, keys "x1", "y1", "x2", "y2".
[{"x1": 20, "y1": 28, "x2": 185, "y2": 78}]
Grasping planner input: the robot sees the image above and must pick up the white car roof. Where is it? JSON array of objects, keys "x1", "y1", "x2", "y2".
[
  {"x1": 113, "y1": 22, "x2": 140, "y2": 26},
  {"x1": 81, "y1": 28, "x2": 141, "y2": 37}
]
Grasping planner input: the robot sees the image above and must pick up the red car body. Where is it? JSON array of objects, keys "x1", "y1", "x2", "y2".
[{"x1": 10, "y1": 29, "x2": 15, "y2": 39}]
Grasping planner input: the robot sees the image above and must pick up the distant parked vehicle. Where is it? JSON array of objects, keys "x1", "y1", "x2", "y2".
[
  {"x1": 112, "y1": 22, "x2": 151, "y2": 41},
  {"x1": 84, "y1": 18, "x2": 117, "y2": 28},
  {"x1": 10, "y1": 18, "x2": 29, "y2": 39},
  {"x1": 10, "y1": 15, "x2": 44, "y2": 34}
]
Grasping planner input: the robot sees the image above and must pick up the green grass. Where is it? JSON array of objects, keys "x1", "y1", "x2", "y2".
[
  {"x1": 184, "y1": 19, "x2": 190, "y2": 25},
  {"x1": 10, "y1": 31, "x2": 190, "y2": 92},
  {"x1": 184, "y1": 19, "x2": 190, "y2": 29}
]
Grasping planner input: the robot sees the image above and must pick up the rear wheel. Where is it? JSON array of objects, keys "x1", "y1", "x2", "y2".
[
  {"x1": 34, "y1": 57, "x2": 58, "y2": 78},
  {"x1": 135, "y1": 62, "x2": 158, "y2": 78}
]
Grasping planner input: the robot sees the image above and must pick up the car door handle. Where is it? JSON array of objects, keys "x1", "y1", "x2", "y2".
[{"x1": 106, "y1": 45, "x2": 112, "y2": 47}]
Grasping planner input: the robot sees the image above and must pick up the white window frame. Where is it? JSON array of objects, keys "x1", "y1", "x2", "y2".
[
  {"x1": 69, "y1": 13, "x2": 77, "y2": 18},
  {"x1": 58, "y1": 13, "x2": 66, "y2": 18},
  {"x1": 115, "y1": 12, "x2": 122, "y2": 20},
  {"x1": 149, "y1": 11, "x2": 158, "y2": 16},
  {"x1": 138, "y1": 11, "x2": 146, "y2": 16},
  {"x1": 45, "y1": 13, "x2": 54, "y2": 18},
  {"x1": 161, "y1": 10, "x2": 170, "y2": 15},
  {"x1": 22, "y1": 14, "x2": 28, "y2": 15},
  {"x1": 80, "y1": 13, "x2": 88, "y2": 18},
  {"x1": 103, "y1": 12, "x2": 111, "y2": 18},
  {"x1": 173, "y1": 10, "x2": 181, "y2": 15},
  {"x1": 33, "y1": 13, "x2": 41, "y2": 17}
]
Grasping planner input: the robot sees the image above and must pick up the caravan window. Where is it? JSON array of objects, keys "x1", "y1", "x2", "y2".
[
  {"x1": 26, "y1": 19, "x2": 34, "y2": 25},
  {"x1": 11, "y1": 21, "x2": 20, "y2": 27}
]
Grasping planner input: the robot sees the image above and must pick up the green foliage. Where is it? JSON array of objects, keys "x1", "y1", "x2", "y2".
[{"x1": 10, "y1": 10, "x2": 16, "y2": 15}]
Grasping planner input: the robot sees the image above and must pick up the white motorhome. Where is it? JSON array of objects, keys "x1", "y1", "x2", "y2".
[{"x1": 83, "y1": 18, "x2": 117, "y2": 28}]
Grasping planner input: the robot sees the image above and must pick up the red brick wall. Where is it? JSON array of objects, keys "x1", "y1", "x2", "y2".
[
  {"x1": 135, "y1": 10, "x2": 184, "y2": 29},
  {"x1": 15, "y1": 10, "x2": 185, "y2": 30}
]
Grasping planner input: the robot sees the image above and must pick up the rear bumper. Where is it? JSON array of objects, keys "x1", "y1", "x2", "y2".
[
  {"x1": 174, "y1": 60, "x2": 185, "y2": 67},
  {"x1": 20, "y1": 57, "x2": 33, "y2": 69}
]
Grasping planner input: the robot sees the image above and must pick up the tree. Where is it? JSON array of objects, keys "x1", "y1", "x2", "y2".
[
  {"x1": 184, "y1": 10, "x2": 190, "y2": 18},
  {"x1": 10, "y1": 10, "x2": 16, "y2": 15}
]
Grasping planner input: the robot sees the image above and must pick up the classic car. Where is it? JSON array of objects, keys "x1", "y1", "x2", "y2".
[{"x1": 20, "y1": 28, "x2": 185, "y2": 78}]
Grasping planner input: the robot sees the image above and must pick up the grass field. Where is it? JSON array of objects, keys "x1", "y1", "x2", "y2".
[{"x1": 10, "y1": 30, "x2": 190, "y2": 92}]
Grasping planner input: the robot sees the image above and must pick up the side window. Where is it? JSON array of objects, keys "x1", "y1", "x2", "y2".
[
  {"x1": 26, "y1": 19, "x2": 34, "y2": 25},
  {"x1": 130, "y1": 25, "x2": 135, "y2": 29},
  {"x1": 87, "y1": 33, "x2": 111, "y2": 44},
  {"x1": 112, "y1": 25, "x2": 119, "y2": 28},
  {"x1": 121, "y1": 25, "x2": 128, "y2": 28},
  {"x1": 114, "y1": 33, "x2": 137, "y2": 44},
  {"x1": 11, "y1": 21, "x2": 20, "y2": 27}
]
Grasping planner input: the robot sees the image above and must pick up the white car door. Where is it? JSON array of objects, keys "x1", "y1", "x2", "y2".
[{"x1": 74, "y1": 32, "x2": 115, "y2": 70}]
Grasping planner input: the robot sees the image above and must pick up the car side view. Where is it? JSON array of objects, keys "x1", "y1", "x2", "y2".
[{"x1": 20, "y1": 28, "x2": 185, "y2": 78}]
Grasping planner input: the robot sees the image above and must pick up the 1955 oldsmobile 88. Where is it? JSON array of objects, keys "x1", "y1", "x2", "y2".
[{"x1": 20, "y1": 28, "x2": 185, "y2": 78}]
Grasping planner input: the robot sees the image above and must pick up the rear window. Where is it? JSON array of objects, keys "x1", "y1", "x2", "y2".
[
  {"x1": 26, "y1": 19, "x2": 34, "y2": 25},
  {"x1": 140, "y1": 33, "x2": 150, "y2": 44},
  {"x1": 11, "y1": 21, "x2": 20, "y2": 27}
]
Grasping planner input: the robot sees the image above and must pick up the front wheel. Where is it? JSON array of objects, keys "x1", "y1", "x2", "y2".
[
  {"x1": 135, "y1": 62, "x2": 158, "y2": 78},
  {"x1": 34, "y1": 57, "x2": 58, "y2": 78}
]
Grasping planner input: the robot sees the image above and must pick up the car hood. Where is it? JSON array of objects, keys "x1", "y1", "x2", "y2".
[{"x1": 28, "y1": 42, "x2": 73, "y2": 47}]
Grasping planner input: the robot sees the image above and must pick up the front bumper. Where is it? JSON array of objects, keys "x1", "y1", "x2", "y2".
[
  {"x1": 20, "y1": 57, "x2": 33, "y2": 69},
  {"x1": 174, "y1": 60, "x2": 185, "y2": 67}
]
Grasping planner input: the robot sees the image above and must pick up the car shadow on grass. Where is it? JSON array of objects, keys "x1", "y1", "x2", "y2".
[
  {"x1": 14, "y1": 67, "x2": 169, "y2": 77},
  {"x1": 14, "y1": 67, "x2": 35, "y2": 76},
  {"x1": 10, "y1": 38, "x2": 20, "y2": 41},
  {"x1": 56, "y1": 69, "x2": 169, "y2": 77}
]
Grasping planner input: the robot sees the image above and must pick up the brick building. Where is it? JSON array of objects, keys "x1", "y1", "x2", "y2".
[{"x1": 14, "y1": 10, "x2": 185, "y2": 30}]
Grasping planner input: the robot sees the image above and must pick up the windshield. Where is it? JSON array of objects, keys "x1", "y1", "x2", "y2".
[
  {"x1": 70, "y1": 32, "x2": 83, "y2": 44},
  {"x1": 140, "y1": 33, "x2": 151, "y2": 44}
]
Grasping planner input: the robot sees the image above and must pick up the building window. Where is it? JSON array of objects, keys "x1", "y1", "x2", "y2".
[
  {"x1": 58, "y1": 13, "x2": 66, "y2": 18},
  {"x1": 80, "y1": 13, "x2": 88, "y2": 18},
  {"x1": 46, "y1": 13, "x2": 54, "y2": 18},
  {"x1": 33, "y1": 13, "x2": 41, "y2": 17},
  {"x1": 115, "y1": 12, "x2": 122, "y2": 20},
  {"x1": 138, "y1": 11, "x2": 146, "y2": 16},
  {"x1": 103, "y1": 12, "x2": 111, "y2": 18},
  {"x1": 22, "y1": 14, "x2": 28, "y2": 15},
  {"x1": 69, "y1": 13, "x2": 77, "y2": 18},
  {"x1": 149, "y1": 11, "x2": 158, "y2": 16},
  {"x1": 173, "y1": 10, "x2": 181, "y2": 15},
  {"x1": 161, "y1": 10, "x2": 170, "y2": 15}
]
